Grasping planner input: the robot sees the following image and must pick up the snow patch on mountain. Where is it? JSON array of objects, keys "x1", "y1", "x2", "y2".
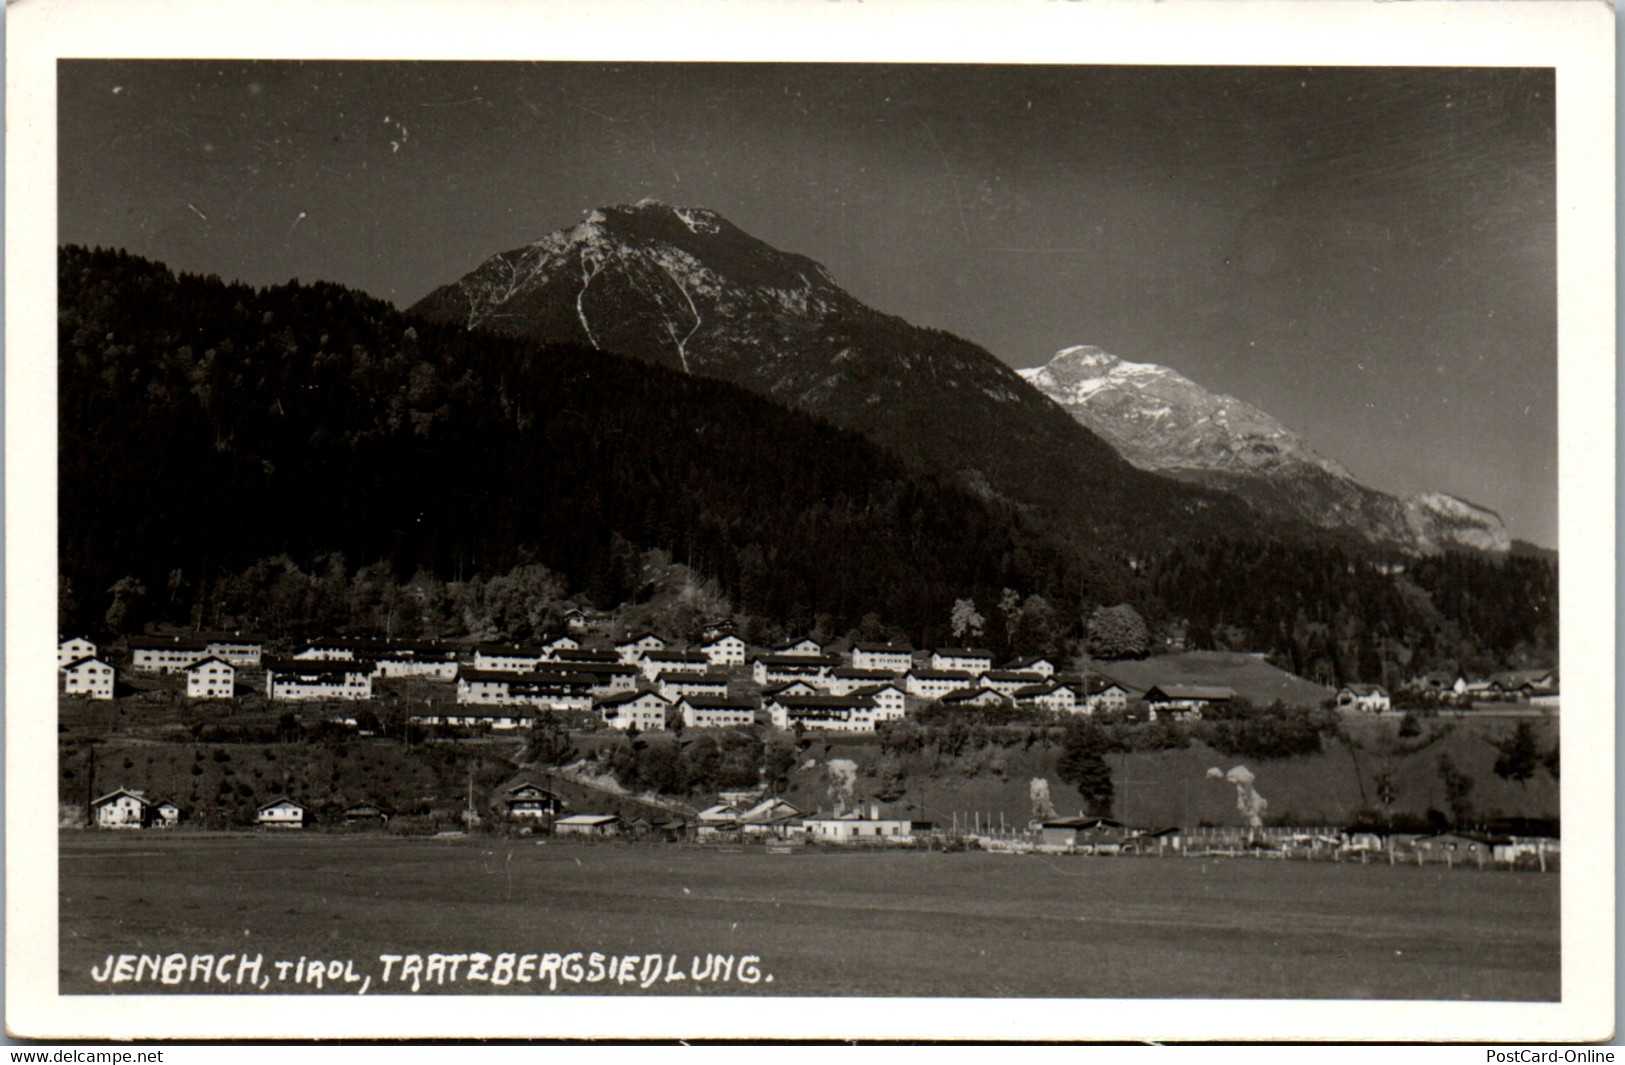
[{"x1": 1022, "y1": 345, "x2": 1510, "y2": 555}]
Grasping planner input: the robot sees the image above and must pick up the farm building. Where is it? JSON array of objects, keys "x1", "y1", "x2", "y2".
[
  {"x1": 752, "y1": 654, "x2": 841, "y2": 686},
  {"x1": 535, "y1": 661, "x2": 638, "y2": 697},
  {"x1": 554, "y1": 814, "x2": 621, "y2": 838},
  {"x1": 62, "y1": 656, "x2": 115, "y2": 700},
  {"x1": 1336, "y1": 684, "x2": 1392, "y2": 713},
  {"x1": 473, "y1": 643, "x2": 550, "y2": 671},
  {"x1": 503, "y1": 782, "x2": 565, "y2": 820},
  {"x1": 803, "y1": 811, "x2": 913, "y2": 844},
  {"x1": 92, "y1": 789, "x2": 158, "y2": 829},
  {"x1": 773, "y1": 638, "x2": 825, "y2": 657},
  {"x1": 256, "y1": 798, "x2": 308, "y2": 829},
  {"x1": 1143, "y1": 684, "x2": 1235, "y2": 721},
  {"x1": 1039, "y1": 817, "x2": 1134, "y2": 852},
  {"x1": 185, "y1": 656, "x2": 235, "y2": 699}
]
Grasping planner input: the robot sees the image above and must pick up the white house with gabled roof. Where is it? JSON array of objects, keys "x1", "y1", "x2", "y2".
[
  {"x1": 58, "y1": 637, "x2": 98, "y2": 669},
  {"x1": 62, "y1": 656, "x2": 115, "y2": 700},
  {"x1": 850, "y1": 682, "x2": 907, "y2": 723},
  {"x1": 256, "y1": 797, "x2": 307, "y2": 829},
  {"x1": 614, "y1": 632, "x2": 667, "y2": 663},
  {"x1": 185, "y1": 656, "x2": 235, "y2": 699},
  {"x1": 598, "y1": 691, "x2": 671, "y2": 731},
  {"x1": 93, "y1": 788, "x2": 155, "y2": 829},
  {"x1": 700, "y1": 633, "x2": 747, "y2": 667}
]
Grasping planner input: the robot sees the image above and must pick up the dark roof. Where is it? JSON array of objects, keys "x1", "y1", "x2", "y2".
[
  {"x1": 616, "y1": 631, "x2": 664, "y2": 645},
  {"x1": 184, "y1": 656, "x2": 233, "y2": 671},
  {"x1": 474, "y1": 642, "x2": 548, "y2": 657},
  {"x1": 761, "y1": 681, "x2": 820, "y2": 697},
  {"x1": 933, "y1": 647, "x2": 993, "y2": 658},
  {"x1": 772, "y1": 694, "x2": 877, "y2": 710},
  {"x1": 643, "y1": 650, "x2": 710, "y2": 664},
  {"x1": 910, "y1": 668, "x2": 975, "y2": 681},
  {"x1": 597, "y1": 690, "x2": 670, "y2": 708},
  {"x1": 128, "y1": 635, "x2": 210, "y2": 651},
  {"x1": 849, "y1": 682, "x2": 905, "y2": 696},
  {"x1": 982, "y1": 670, "x2": 1046, "y2": 683},
  {"x1": 831, "y1": 667, "x2": 900, "y2": 680},
  {"x1": 755, "y1": 653, "x2": 842, "y2": 668},
  {"x1": 459, "y1": 667, "x2": 593, "y2": 688},
  {"x1": 264, "y1": 657, "x2": 376, "y2": 677},
  {"x1": 1004, "y1": 655, "x2": 1054, "y2": 670},
  {"x1": 63, "y1": 655, "x2": 111, "y2": 671},
  {"x1": 257, "y1": 796, "x2": 306, "y2": 812},
  {"x1": 554, "y1": 649, "x2": 623, "y2": 663},
  {"x1": 853, "y1": 642, "x2": 913, "y2": 654},
  {"x1": 676, "y1": 695, "x2": 759, "y2": 711},
  {"x1": 939, "y1": 687, "x2": 1006, "y2": 704},
  {"x1": 657, "y1": 671, "x2": 730, "y2": 684},
  {"x1": 1144, "y1": 684, "x2": 1236, "y2": 701}
]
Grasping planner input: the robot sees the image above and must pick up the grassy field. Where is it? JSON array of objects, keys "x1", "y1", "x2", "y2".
[{"x1": 60, "y1": 833, "x2": 1558, "y2": 1000}]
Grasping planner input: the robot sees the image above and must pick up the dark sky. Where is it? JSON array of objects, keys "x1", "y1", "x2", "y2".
[{"x1": 58, "y1": 61, "x2": 1557, "y2": 546}]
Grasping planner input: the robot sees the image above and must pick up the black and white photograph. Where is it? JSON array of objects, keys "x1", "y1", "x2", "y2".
[{"x1": 7, "y1": 0, "x2": 1614, "y2": 1044}]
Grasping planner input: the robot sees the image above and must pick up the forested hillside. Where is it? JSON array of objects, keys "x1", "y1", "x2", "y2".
[
  {"x1": 59, "y1": 247, "x2": 1556, "y2": 682},
  {"x1": 59, "y1": 246, "x2": 1100, "y2": 644}
]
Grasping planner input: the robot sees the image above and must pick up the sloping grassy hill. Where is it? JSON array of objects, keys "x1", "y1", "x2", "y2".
[
  {"x1": 1093, "y1": 651, "x2": 1335, "y2": 707},
  {"x1": 779, "y1": 715, "x2": 1557, "y2": 830}
]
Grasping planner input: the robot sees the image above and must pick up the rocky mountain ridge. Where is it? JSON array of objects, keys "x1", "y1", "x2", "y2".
[
  {"x1": 409, "y1": 201, "x2": 1260, "y2": 550},
  {"x1": 1020, "y1": 346, "x2": 1511, "y2": 554}
]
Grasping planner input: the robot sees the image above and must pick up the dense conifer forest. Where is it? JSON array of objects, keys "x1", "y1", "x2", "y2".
[{"x1": 58, "y1": 246, "x2": 1556, "y2": 681}]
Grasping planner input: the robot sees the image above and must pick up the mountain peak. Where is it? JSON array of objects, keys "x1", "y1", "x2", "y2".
[{"x1": 1022, "y1": 344, "x2": 1510, "y2": 555}]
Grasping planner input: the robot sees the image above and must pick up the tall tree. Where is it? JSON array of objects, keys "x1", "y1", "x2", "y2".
[
  {"x1": 1490, "y1": 722, "x2": 1542, "y2": 789},
  {"x1": 1055, "y1": 720, "x2": 1115, "y2": 817}
]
